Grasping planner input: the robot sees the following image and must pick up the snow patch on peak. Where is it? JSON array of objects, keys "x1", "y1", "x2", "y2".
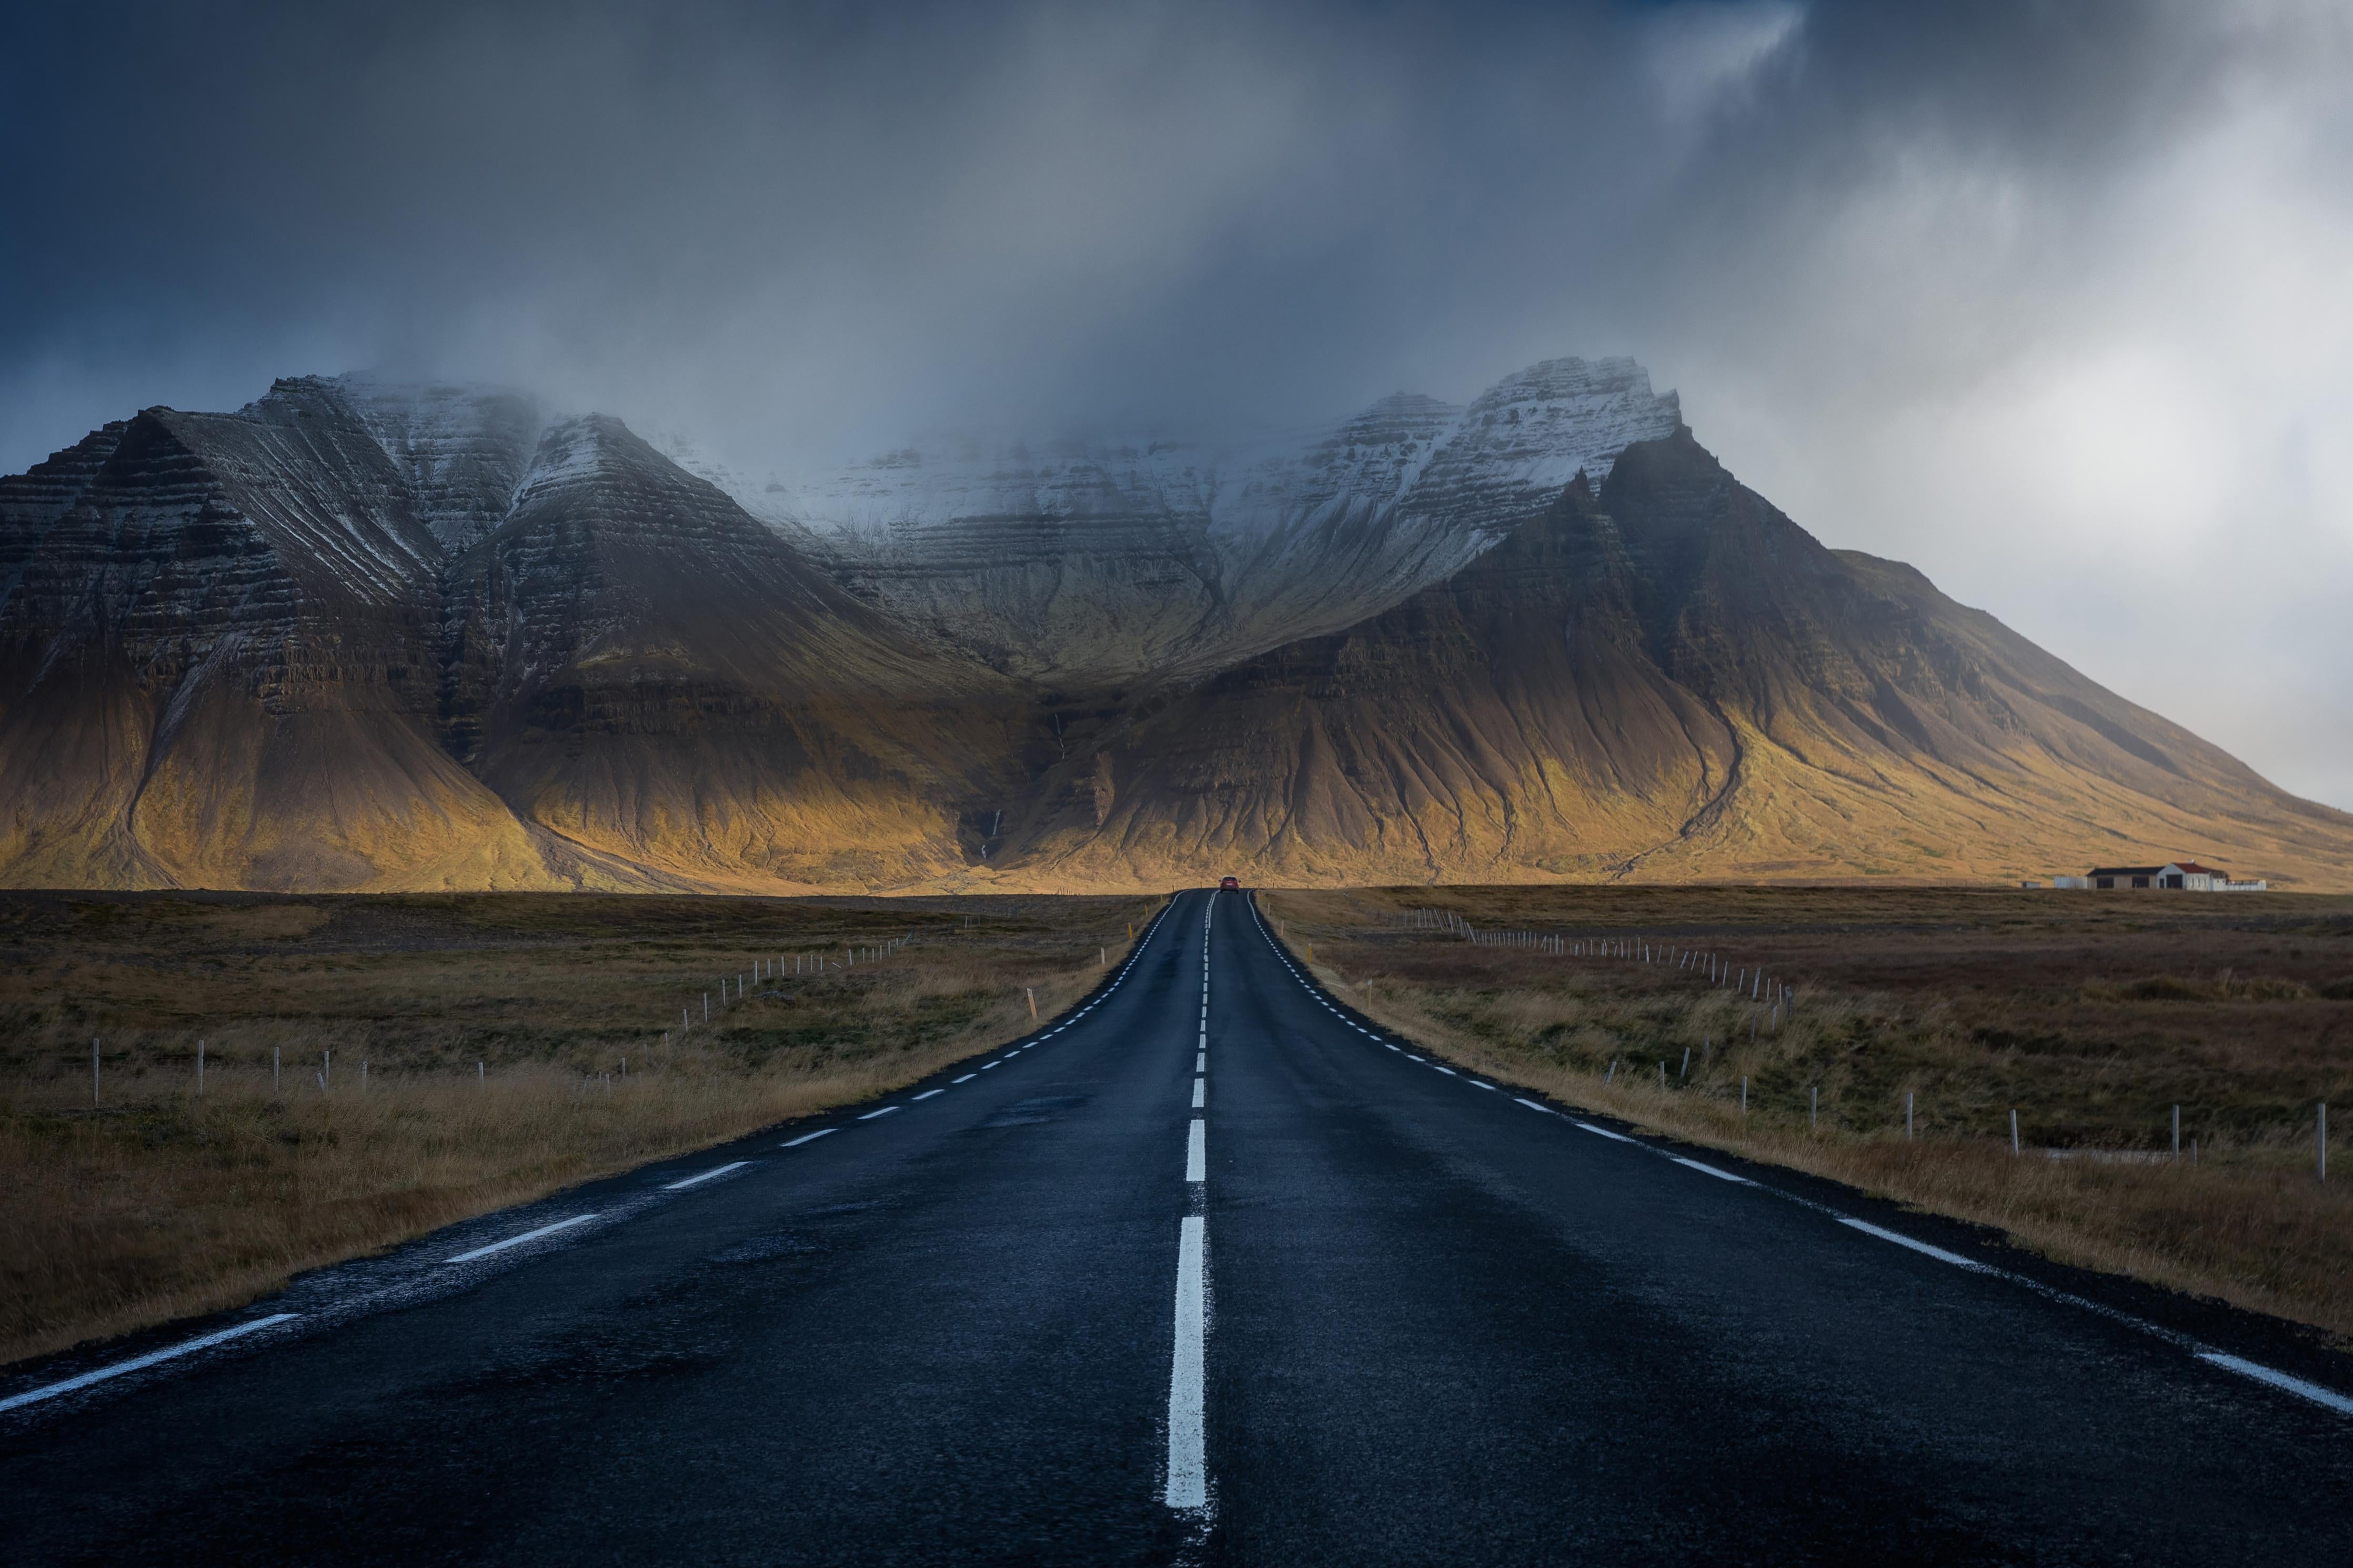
[{"x1": 516, "y1": 416, "x2": 637, "y2": 497}]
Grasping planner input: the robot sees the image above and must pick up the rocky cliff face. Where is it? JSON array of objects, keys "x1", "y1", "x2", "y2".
[{"x1": 4, "y1": 360, "x2": 2348, "y2": 893}]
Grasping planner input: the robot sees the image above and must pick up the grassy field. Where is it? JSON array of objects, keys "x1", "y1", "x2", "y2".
[
  {"x1": 1259, "y1": 884, "x2": 2353, "y2": 1341},
  {"x1": 0, "y1": 890, "x2": 1160, "y2": 1367}
]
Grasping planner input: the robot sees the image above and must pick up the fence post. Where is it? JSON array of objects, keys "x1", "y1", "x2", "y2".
[
  {"x1": 273, "y1": 1046, "x2": 281, "y2": 1096},
  {"x1": 198, "y1": 1039, "x2": 205, "y2": 1098},
  {"x1": 2322, "y1": 1103, "x2": 2329, "y2": 1183},
  {"x1": 1027, "y1": 987, "x2": 1038, "y2": 1020},
  {"x1": 2172, "y1": 1104, "x2": 2180, "y2": 1158},
  {"x1": 1906, "y1": 1091, "x2": 1913, "y2": 1139},
  {"x1": 2010, "y1": 1109, "x2": 2020, "y2": 1156},
  {"x1": 1741, "y1": 1076, "x2": 1747, "y2": 1112},
  {"x1": 1810, "y1": 1085, "x2": 1817, "y2": 1132},
  {"x1": 92, "y1": 1038, "x2": 100, "y2": 1108}
]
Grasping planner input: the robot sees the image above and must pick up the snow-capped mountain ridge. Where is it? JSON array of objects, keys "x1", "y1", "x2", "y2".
[
  {"x1": 749, "y1": 356, "x2": 1677, "y2": 543},
  {"x1": 724, "y1": 356, "x2": 1683, "y2": 681}
]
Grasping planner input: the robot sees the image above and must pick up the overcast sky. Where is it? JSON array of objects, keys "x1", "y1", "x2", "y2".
[{"x1": 5, "y1": 0, "x2": 2349, "y2": 807}]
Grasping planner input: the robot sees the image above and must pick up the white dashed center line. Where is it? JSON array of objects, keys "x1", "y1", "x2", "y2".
[{"x1": 1165, "y1": 1214, "x2": 1208, "y2": 1508}]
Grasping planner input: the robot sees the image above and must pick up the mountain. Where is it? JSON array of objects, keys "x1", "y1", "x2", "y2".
[
  {"x1": 4, "y1": 360, "x2": 2349, "y2": 892},
  {"x1": 1003, "y1": 427, "x2": 2353, "y2": 887},
  {"x1": 0, "y1": 377, "x2": 1028, "y2": 892}
]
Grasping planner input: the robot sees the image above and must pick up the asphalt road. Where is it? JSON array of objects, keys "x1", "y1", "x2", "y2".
[{"x1": 5, "y1": 888, "x2": 2351, "y2": 1565}]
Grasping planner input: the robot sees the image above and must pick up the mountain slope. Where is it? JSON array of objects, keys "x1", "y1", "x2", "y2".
[
  {"x1": 444, "y1": 415, "x2": 1033, "y2": 891},
  {"x1": 998, "y1": 427, "x2": 2353, "y2": 888}
]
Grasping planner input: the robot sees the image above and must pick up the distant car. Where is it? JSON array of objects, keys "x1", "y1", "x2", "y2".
[{"x1": 1219, "y1": 876, "x2": 1240, "y2": 892}]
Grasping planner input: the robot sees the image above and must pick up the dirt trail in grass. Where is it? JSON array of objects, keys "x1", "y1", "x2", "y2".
[
  {"x1": 1261, "y1": 883, "x2": 2353, "y2": 1342},
  {"x1": 0, "y1": 891, "x2": 1161, "y2": 1366}
]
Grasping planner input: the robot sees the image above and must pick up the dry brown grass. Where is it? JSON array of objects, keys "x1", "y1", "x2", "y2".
[
  {"x1": 0, "y1": 890, "x2": 1160, "y2": 1366},
  {"x1": 1261, "y1": 883, "x2": 2353, "y2": 1340}
]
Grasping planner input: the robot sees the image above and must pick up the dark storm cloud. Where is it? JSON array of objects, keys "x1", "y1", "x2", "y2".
[
  {"x1": 0, "y1": 0, "x2": 2244, "y2": 450},
  {"x1": 4, "y1": 1, "x2": 2350, "y2": 802}
]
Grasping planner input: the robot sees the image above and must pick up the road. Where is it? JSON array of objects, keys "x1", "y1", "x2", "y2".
[{"x1": 4, "y1": 888, "x2": 2350, "y2": 1565}]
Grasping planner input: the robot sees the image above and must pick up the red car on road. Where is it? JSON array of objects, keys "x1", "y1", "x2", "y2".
[{"x1": 1219, "y1": 876, "x2": 1240, "y2": 892}]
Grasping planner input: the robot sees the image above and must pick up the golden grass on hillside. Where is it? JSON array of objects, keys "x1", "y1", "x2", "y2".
[
  {"x1": 0, "y1": 891, "x2": 1159, "y2": 1366},
  {"x1": 1261, "y1": 884, "x2": 2353, "y2": 1341}
]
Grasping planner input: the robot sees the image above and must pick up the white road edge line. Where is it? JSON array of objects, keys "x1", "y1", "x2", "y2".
[
  {"x1": 1185, "y1": 1118, "x2": 1206, "y2": 1183},
  {"x1": 1513, "y1": 1097, "x2": 1553, "y2": 1113},
  {"x1": 952, "y1": 1073, "x2": 977, "y2": 1083},
  {"x1": 1837, "y1": 1217, "x2": 1990, "y2": 1272},
  {"x1": 1165, "y1": 1214, "x2": 1208, "y2": 1510},
  {"x1": 782, "y1": 1129, "x2": 837, "y2": 1147},
  {"x1": 912, "y1": 1089, "x2": 944, "y2": 1100},
  {"x1": 446, "y1": 1213, "x2": 599, "y2": 1262},
  {"x1": 1672, "y1": 1156, "x2": 1753, "y2": 1184},
  {"x1": 1576, "y1": 1122, "x2": 1637, "y2": 1143},
  {"x1": 665, "y1": 1161, "x2": 749, "y2": 1189},
  {"x1": 857, "y1": 1106, "x2": 902, "y2": 1120},
  {"x1": 0, "y1": 1314, "x2": 300, "y2": 1414},
  {"x1": 1192, "y1": 1078, "x2": 1206, "y2": 1108},
  {"x1": 2197, "y1": 1352, "x2": 2353, "y2": 1416}
]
